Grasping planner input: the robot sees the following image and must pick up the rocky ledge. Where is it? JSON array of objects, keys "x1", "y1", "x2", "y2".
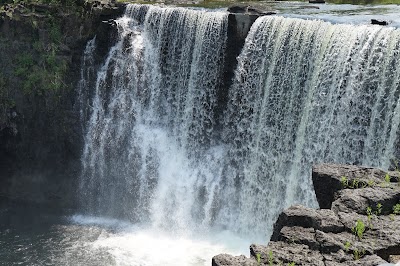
[{"x1": 213, "y1": 163, "x2": 400, "y2": 265}]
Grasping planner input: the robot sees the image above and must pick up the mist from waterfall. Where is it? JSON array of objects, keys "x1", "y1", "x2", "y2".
[{"x1": 78, "y1": 4, "x2": 400, "y2": 249}]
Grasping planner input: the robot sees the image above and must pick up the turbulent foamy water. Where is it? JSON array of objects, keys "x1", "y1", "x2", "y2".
[
  {"x1": 75, "y1": 4, "x2": 400, "y2": 265},
  {"x1": 0, "y1": 206, "x2": 246, "y2": 266}
]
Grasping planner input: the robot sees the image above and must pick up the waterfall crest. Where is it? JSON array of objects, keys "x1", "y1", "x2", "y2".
[{"x1": 79, "y1": 7, "x2": 400, "y2": 240}]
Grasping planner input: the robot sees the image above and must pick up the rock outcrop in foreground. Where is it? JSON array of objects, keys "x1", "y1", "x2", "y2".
[{"x1": 213, "y1": 163, "x2": 400, "y2": 265}]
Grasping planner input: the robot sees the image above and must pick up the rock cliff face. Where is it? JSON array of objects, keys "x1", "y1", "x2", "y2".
[
  {"x1": 0, "y1": 0, "x2": 124, "y2": 208},
  {"x1": 0, "y1": 2, "x2": 264, "y2": 210},
  {"x1": 213, "y1": 164, "x2": 400, "y2": 265}
]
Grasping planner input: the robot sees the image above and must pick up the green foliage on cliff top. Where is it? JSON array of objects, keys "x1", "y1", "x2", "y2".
[
  {"x1": 133, "y1": 0, "x2": 400, "y2": 7},
  {"x1": 14, "y1": 48, "x2": 67, "y2": 95},
  {"x1": 0, "y1": 6, "x2": 68, "y2": 98},
  {"x1": 0, "y1": 0, "x2": 88, "y2": 19},
  {"x1": 0, "y1": 0, "x2": 79, "y2": 6}
]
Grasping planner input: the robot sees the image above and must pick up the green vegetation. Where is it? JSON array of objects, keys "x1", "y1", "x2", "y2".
[
  {"x1": 256, "y1": 253, "x2": 261, "y2": 265},
  {"x1": 352, "y1": 178, "x2": 359, "y2": 188},
  {"x1": 365, "y1": 201, "x2": 400, "y2": 226},
  {"x1": 353, "y1": 248, "x2": 365, "y2": 260},
  {"x1": 0, "y1": 0, "x2": 87, "y2": 22},
  {"x1": 341, "y1": 172, "x2": 399, "y2": 189},
  {"x1": 14, "y1": 48, "x2": 67, "y2": 95},
  {"x1": 0, "y1": 0, "x2": 77, "y2": 118},
  {"x1": 7, "y1": 11, "x2": 67, "y2": 96},
  {"x1": 344, "y1": 241, "x2": 351, "y2": 252},
  {"x1": 0, "y1": 0, "x2": 78, "y2": 7},
  {"x1": 352, "y1": 219, "x2": 365, "y2": 240},
  {"x1": 268, "y1": 250, "x2": 274, "y2": 266},
  {"x1": 393, "y1": 203, "x2": 400, "y2": 215},
  {"x1": 287, "y1": 262, "x2": 295, "y2": 266},
  {"x1": 375, "y1": 202, "x2": 382, "y2": 216},
  {"x1": 385, "y1": 173, "x2": 391, "y2": 183},
  {"x1": 340, "y1": 176, "x2": 370, "y2": 189},
  {"x1": 134, "y1": 0, "x2": 400, "y2": 7},
  {"x1": 367, "y1": 180, "x2": 375, "y2": 187},
  {"x1": 341, "y1": 176, "x2": 349, "y2": 188}
]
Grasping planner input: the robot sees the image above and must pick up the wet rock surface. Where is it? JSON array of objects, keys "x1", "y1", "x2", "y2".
[
  {"x1": 0, "y1": 0, "x2": 124, "y2": 209},
  {"x1": 213, "y1": 164, "x2": 400, "y2": 265}
]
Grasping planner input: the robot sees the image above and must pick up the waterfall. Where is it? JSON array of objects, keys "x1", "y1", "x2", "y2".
[
  {"x1": 79, "y1": 4, "x2": 230, "y2": 234},
  {"x1": 223, "y1": 16, "x2": 400, "y2": 234},
  {"x1": 78, "y1": 5, "x2": 400, "y2": 241}
]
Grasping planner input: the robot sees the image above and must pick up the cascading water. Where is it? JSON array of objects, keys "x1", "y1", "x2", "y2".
[
  {"x1": 77, "y1": 4, "x2": 400, "y2": 264},
  {"x1": 79, "y1": 4, "x2": 231, "y2": 234},
  {"x1": 223, "y1": 16, "x2": 400, "y2": 234}
]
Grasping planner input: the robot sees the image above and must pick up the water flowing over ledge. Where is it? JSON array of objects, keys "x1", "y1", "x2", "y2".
[{"x1": 78, "y1": 4, "x2": 400, "y2": 247}]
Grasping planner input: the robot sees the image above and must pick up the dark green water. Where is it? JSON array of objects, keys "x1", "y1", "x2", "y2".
[
  {"x1": 0, "y1": 202, "x2": 115, "y2": 266},
  {"x1": 0, "y1": 200, "x2": 244, "y2": 266}
]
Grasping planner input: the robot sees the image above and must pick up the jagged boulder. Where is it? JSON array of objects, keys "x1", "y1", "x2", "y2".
[
  {"x1": 212, "y1": 254, "x2": 256, "y2": 266},
  {"x1": 371, "y1": 19, "x2": 389, "y2": 26},
  {"x1": 312, "y1": 163, "x2": 388, "y2": 209},
  {"x1": 332, "y1": 187, "x2": 400, "y2": 215},
  {"x1": 213, "y1": 164, "x2": 400, "y2": 265},
  {"x1": 271, "y1": 205, "x2": 345, "y2": 241},
  {"x1": 250, "y1": 242, "x2": 325, "y2": 266},
  {"x1": 324, "y1": 254, "x2": 387, "y2": 266}
]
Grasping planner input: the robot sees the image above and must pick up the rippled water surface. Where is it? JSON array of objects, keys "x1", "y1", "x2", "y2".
[
  {"x1": 0, "y1": 203, "x2": 247, "y2": 266},
  {"x1": 190, "y1": 1, "x2": 400, "y2": 27}
]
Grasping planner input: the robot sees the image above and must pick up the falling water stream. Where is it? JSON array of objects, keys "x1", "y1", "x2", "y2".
[
  {"x1": 2, "y1": 3, "x2": 400, "y2": 266},
  {"x1": 75, "y1": 4, "x2": 400, "y2": 265}
]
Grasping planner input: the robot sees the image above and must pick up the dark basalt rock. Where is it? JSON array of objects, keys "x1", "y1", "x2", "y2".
[
  {"x1": 324, "y1": 254, "x2": 387, "y2": 266},
  {"x1": 312, "y1": 163, "x2": 387, "y2": 209},
  {"x1": 0, "y1": 0, "x2": 125, "y2": 209},
  {"x1": 299, "y1": 5, "x2": 320, "y2": 9},
  {"x1": 217, "y1": 12, "x2": 259, "y2": 131},
  {"x1": 247, "y1": 7, "x2": 276, "y2": 16},
  {"x1": 332, "y1": 187, "x2": 400, "y2": 215},
  {"x1": 227, "y1": 4, "x2": 248, "y2": 14},
  {"x1": 371, "y1": 19, "x2": 388, "y2": 26},
  {"x1": 277, "y1": 226, "x2": 320, "y2": 250},
  {"x1": 213, "y1": 164, "x2": 400, "y2": 265},
  {"x1": 250, "y1": 242, "x2": 325, "y2": 266},
  {"x1": 227, "y1": 4, "x2": 276, "y2": 16},
  {"x1": 270, "y1": 205, "x2": 345, "y2": 241},
  {"x1": 212, "y1": 254, "x2": 256, "y2": 266}
]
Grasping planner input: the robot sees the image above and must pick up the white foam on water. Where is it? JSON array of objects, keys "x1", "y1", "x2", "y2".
[{"x1": 71, "y1": 215, "x2": 249, "y2": 266}]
